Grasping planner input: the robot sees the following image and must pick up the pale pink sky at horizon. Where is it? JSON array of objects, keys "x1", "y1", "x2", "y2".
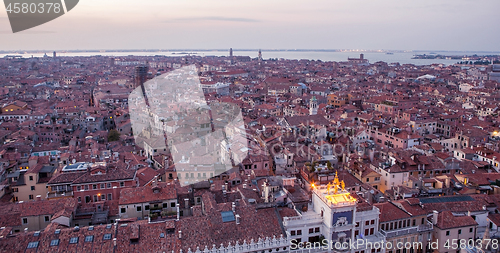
[{"x1": 0, "y1": 0, "x2": 498, "y2": 51}]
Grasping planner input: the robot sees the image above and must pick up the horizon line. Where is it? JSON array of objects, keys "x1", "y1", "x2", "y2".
[{"x1": 1, "y1": 49, "x2": 500, "y2": 54}]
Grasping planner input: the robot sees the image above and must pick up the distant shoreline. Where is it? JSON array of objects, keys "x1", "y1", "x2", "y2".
[{"x1": 1, "y1": 49, "x2": 499, "y2": 54}]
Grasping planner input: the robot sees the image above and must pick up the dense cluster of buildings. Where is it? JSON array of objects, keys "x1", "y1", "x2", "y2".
[{"x1": 0, "y1": 51, "x2": 500, "y2": 252}]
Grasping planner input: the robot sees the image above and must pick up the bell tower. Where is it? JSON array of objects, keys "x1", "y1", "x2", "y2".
[{"x1": 309, "y1": 96, "x2": 318, "y2": 115}]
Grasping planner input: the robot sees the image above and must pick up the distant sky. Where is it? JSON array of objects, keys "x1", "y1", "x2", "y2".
[{"x1": 0, "y1": 0, "x2": 499, "y2": 51}]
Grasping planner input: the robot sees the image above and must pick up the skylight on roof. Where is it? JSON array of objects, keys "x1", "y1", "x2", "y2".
[
  {"x1": 221, "y1": 211, "x2": 235, "y2": 223},
  {"x1": 27, "y1": 241, "x2": 39, "y2": 249},
  {"x1": 69, "y1": 237, "x2": 78, "y2": 244},
  {"x1": 85, "y1": 235, "x2": 94, "y2": 242},
  {"x1": 103, "y1": 234, "x2": 112, "y2": 240},
  {"x1": 50, "y1": 239, "x2": 60, "y2": 246}
]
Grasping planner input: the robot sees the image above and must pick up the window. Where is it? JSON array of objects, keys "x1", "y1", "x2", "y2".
[
  {"x1": 458, "y1": 229, "x2": 461, "y2": 235},
  {"x1": 27, "y1": 242, "x2": 39, "y2": 249},
  {"x1": 29, "y1": 176, "x2": 33, "y2": 181},
  {"x1": 77, "y1": 186, "x2": 81, "y2": 191},
  {"x1": 371, "y1": 220, "x2": 375, "y2": 225},
  {"x1": 85, "y1": 235, "x2": 94, "y2": 242},
  {"x1": 22, "y1": 218, "x2": 28, "y2": 224},
  {"x1": 44, "y1": 216, "x2": 50, "y2": 222},
  {"x1": 103, "y1": 234, "x2": 112, "y2": 240},
  {"x1": 171, "y1": 202, "x2": 175, "y2": 208},
  {"x1": 108, "y1": 193, "x2": 112, "y2": 200},
  {"x1": 365, "y1": 221, "x2": 370, "y2": 226},
  {"x1": 50, "y1": 239, "x2": 60, "y2": 246},
  {"x1": 84, "y1": 185, "x2": 89, "y2": 190},
  {"x1": 315, "y1": 227, "x2": 320, "y2": 233},
  {"x1": 69, "y1": 237, "x2": 78, "y2": 244},
  {"x1": 121, "y1": 208, "x2": 126, "y2": 213},
  {"x1": 120, "y1": 182, "x2": 125, "y2": 187},
  {"x1": 31, "y1": 186, "x2": 35, "y2": 191},
  {"x1": 29, "y1": 195, "x2": 34, "y2": 200},
  {"x1": 107, "y1": 183, "x2": 111, "y2": 188},
  {"x1": 297, "y1": 230, "x2": 302, "y2": 235},
  {"x1": 101, "y1": 183, "x2": 105, "y2": 189},
  {"x1": 137, "y1": 206, "x2": 142, "y2": 212},
  {"x1": 446, "y1": 231, "x2": 450, "y2": 236},
  {"x1": 470, "y1": 228, "x2": 473, "y2": 233},
  {"x1": 93, "y1": 195, "x2": 98, "y2": 202},
  {"x1": 163, "y1": 203, "x2": 168, "y2": 208},
  {"x1": 145, "y1": 205, "x2": 149, "y2": 210},
  {"x1": 291, "y1": 231, "x2": 296, "y2": 236},
  {"x1": 309, "y1": 228, "x2": 314, "y2": 234},
  {"x1": 92, "y1": 184, "x2": 97, "y2": 190}
]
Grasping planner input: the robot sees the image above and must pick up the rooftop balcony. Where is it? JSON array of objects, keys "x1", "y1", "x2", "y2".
[
  {"x1": 313, "y1": 186, "x2": 357, "y2": 209},
  {"x1": 46, "y1": 191, "x2": 74, "y2": 199},
  {"x1": 380, "y1": 221, "x2": 433, "y2": 238},
  {"x1": 283, "y1": 211, "x2": 323, "y2": 227}
]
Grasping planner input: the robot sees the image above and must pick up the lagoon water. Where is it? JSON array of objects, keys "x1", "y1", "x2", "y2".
[{"x1": 2, "y1": 50, "x2": 499, "y2": 66}]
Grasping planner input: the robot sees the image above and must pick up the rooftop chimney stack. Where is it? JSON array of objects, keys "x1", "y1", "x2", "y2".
[
  {"x1": 235, "y1": 214, "x2": 240, "y2": 225},
  {"x1": 432, "y1": 210, "x2": 438, "y2": 225}
]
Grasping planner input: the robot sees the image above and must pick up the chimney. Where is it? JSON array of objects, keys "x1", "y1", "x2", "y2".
[
  {"x1": 36, "y1": 195, "x2": 41, "y2": 201},
  {"x1": 235, "y1": 214, "x2": 240, "y2": 225},
  {"x1": 432, "y1": 210, "x2": 438, "y2": 225},
  {"x1": 243, "y1": 184, "x2": 247, "y2": 189},
  {"x1": 232, "y1": 202, "x2": 236, "y2": 212},
  {"x1": 178, "y1": 230, "x2": 182, "y2": 239}
]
